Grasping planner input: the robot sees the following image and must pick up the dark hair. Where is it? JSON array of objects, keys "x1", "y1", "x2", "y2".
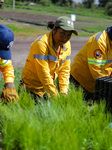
[
  {"x1": 47, "y1": 21, "x2": 60, "y2": 30},
  {"x1": 47, "y1": 21, "x2": 55, "y2": 30}
]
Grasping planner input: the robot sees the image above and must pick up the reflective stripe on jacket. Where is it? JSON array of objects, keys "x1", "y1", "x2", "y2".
[
  {"x1": 22, "y1": 31, "x2": 71, "y2": 97},
  {"x1": 0, "y1": 58, "x2": 14, "y2": 83},
  {"x1": 70, "y1": 29, "x2": 112, "y2": 93}
]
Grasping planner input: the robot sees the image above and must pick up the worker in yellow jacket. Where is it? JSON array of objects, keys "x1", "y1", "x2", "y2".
[
  {"x1": 20, "y1": 16, "x2": 78, "y2": 100},
  {"x1": 0, "y1": 24, "x2": 19, "y2": 103},
  {"x1": 70, "y1": 26, "x2": 112, "y2": 100}
]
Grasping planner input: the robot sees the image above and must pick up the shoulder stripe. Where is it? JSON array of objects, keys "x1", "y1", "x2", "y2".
[
  {"x1": 95, "y1": 31, "x2": 103, "y2": 41},
  {"x1": 37, "y1": 35, "x2": 44, "y2": 41},
  {"x1": 34, "y1": 54, "x2": 58, "y2": 61}
]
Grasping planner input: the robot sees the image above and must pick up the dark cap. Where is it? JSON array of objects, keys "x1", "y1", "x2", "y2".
[
  {"x1": 0, "y1": 24, "x2": 14, "y2": 60},
  {"x1": 54, "y1": 16, "x2": 78, "y2": 35}
]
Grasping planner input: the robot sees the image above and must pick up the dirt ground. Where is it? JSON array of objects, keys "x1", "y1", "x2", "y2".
[{"x1": 0, "y1": 10, "x2": 89, "y2": 68}]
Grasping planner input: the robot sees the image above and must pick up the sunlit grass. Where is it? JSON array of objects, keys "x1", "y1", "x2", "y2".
[
  {"x1": 5, "y1": 24, "x2": 48, "y2": 37},
  {"x1": 0, "y1": 68, "x2": 112, "y2": 149},
  {"x1": 3, "y1": 5, "x2": 112, "y2": 19},
  {"x1": 76, "y1": 26, "x2": 107, "y2": 34},
  {"x1": 0, "y1": 23, "x2": 105, "y2": 38},
  {"x1": 1, "y1": 6, "x2": 112, "y2": 37}
]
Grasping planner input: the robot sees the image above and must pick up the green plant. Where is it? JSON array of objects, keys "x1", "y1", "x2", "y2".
[
  {"x1": 0, "y1": 69, "x2": 112, "y2": 149},
  {"x1": 39, "y1": 0, "x2": 52, "y2": 6},
  {"x1": 105, "y1": 2, "x2": 112, "y2": 16}
]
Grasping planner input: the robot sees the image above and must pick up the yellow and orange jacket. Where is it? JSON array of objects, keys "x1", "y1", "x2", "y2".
[
  {"x1": 0, "y1": 58, "x2": 14, "y2": 83},
  {"x1": 70, "y1": 26, "x2": 112, "y2": 93},
  {"x1": 22, "y1": 31, "x2": 71, "y2": 97}
]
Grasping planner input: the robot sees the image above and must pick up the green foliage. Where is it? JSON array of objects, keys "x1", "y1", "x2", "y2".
[
  {"x1": 39, "y1": 0, "x2": 52, "y2": 6},
  {"x1": 76, "y1": 26, "x2": 107, "y2": 34},
  {"x1": 59, "y1": 0, "x2": 72, "y2": 7},
  {"x1": 82, "y1": 0, "x2": 95, "y2": 8},
  {"x1": 0, "y1": 69, "x2": 112, "y2": 149},
  {"x1": 5, "y1": 23, "x2": 48, "y2": 37},
  {"x1": 105, "y1": 2, "x2": 112, "y2": 16},
  {"x1": 4, "y1": 0, "x2": 73, "y2": 7},
  {"x1": 4, "y1": 0, "x2": 24, "y2": 7},
  {"x1": 3, "y1": 4, "x2": 112, "y2": 20},
  {"x1": 4, "y1": 0, "x2": 12, "y2": 5},
  {"x1": 15, "y1": 1, "x2": 25, "y2": 6},
  {"x1": 51, "y1": 0, "x2": 73, "y2": 6},
  {"x1": 0, "y1": 76, "x2": 4, "y2": 95},
  {"x1": 1, "y1": 10, "x2": 112, "y2": 38},
  {"x1": 99, "y1": 0, "x2": 110, "y2": 7}
]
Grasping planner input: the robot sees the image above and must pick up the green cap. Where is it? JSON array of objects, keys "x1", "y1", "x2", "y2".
[{"x1": 54, "y1": 16, "x2": 78, "y2": 35}]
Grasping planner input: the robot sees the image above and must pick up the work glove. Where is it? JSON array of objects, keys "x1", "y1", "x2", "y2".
[{"x1": 1, "y1": 83, "x2": 19, "y2": 103}]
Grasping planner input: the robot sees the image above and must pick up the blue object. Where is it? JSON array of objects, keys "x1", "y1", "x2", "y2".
[
  {"x1": 109, "y1": 122, "x2": 112, "y2": 128},
  {"x1": 70, "y1": 14, "x2": 76, "y2": 22},
  {"x1": 0, "y1": 24, "x2": 14, "y2": 60}
]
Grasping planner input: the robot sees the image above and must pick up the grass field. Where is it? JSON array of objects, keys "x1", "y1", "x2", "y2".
[
  {"x1": 0, "y1": 68, "x2": 112, "y2": 150},
  {"x1": 1, "y1": 5, "x2": 112, "y2": 37}
]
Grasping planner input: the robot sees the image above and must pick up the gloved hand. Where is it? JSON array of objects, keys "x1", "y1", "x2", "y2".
[{"x1": 1, "y1": 83, "x2": 19, "y2": 103}]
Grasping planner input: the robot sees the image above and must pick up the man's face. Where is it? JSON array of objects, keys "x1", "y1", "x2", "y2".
[{"x1": 53, "y1": 28, "x2": 72, "y2": 47}]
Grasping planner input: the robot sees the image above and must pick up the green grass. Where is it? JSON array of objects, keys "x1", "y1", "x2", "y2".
[
  {"x1": 0, "y1": 68, "x2": 112, "y2": 149},
  {"x1": 2, "y1": 23, "x2": 48, "y2": 37},
  {"x1": 77, "y1": 26, "x2": 106, "y2": 34},
  {"x1": 1, "y1": 6, "x2": 112, "y2": 37},
  {"x1": 3, "y1": 5, "x2": 112, "y2": 19},
  {"x1": 1, "y1": 3, "x2": 112, "y2": 37},
  {"x1": 1, "y1": 6, "x2": 106, "y2": 19},
  {"x1": 0, "y1": 22, "x2": 108, "y2": 38}
]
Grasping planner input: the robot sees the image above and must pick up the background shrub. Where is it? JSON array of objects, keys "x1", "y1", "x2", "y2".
[{"x1": 105, "y1": 2, "x2": 112, "y2": 16}]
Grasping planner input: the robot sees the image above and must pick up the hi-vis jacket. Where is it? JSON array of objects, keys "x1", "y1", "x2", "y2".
[
  {"x1": 70, "y1": 26, "x2": 112, "y2": 93},
  {"x1": 22, "y1": 31, "x2": 71, "y2": 97},
  {"x1": 0, "y1": 58, "x2": 14, "y2": 83}
]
